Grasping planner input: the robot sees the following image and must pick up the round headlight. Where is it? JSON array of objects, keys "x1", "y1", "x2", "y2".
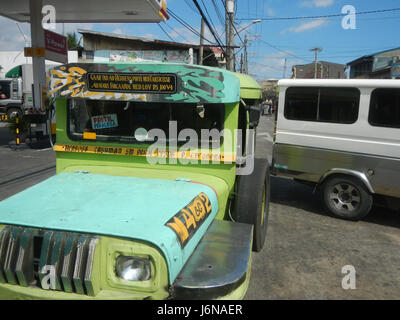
[{"x1": 115, "y1": 256, "x2": 151, "y2": 281}]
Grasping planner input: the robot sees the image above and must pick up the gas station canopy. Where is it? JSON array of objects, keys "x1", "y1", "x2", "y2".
[
  {"x1": 0, "y1": 0, "x2": 168, "y2": 130},
  {"x1": 0, "y1": 0, "x2": 169, "y2": 23}
]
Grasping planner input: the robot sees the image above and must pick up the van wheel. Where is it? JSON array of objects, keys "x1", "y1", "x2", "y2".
[
  {"x1": 321, "y1": 176, "x2": 373, "y2": 220},
  {"x1": 233, "y1": 158, "x2": 270, "y2": 252}
]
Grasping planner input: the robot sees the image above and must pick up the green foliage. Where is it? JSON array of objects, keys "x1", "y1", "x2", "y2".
[{"x1": 67, "y1": 32, "x2": 79, "y2": 49}]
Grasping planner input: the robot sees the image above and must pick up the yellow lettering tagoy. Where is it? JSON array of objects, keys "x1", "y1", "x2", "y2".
[{"x1": 53, "y1": 144, "x2": 235, "y2": 163}]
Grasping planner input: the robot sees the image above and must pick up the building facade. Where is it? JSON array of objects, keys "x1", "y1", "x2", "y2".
[
  {"x1": 77, "y1": 29, "x2": 224, "y2": 68},
  {"x1": 347, "y1": 47, "x2": 400, "y2": 79},
  {"x1": 292, "y1": 61, "x2": 347, "y2": 79}
]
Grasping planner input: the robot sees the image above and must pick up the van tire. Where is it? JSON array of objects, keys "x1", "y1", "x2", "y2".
[
  {"x1": 233, "y1": 158, "x2": 270, "y2": 252},
  {"x1": 321, "y1": 176, "x2": 373, "y2": 220}
]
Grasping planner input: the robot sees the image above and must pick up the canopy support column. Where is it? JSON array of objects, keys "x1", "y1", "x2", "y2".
[{"x1": 29, "y1": 0, "x2": 45, "y2": 112}]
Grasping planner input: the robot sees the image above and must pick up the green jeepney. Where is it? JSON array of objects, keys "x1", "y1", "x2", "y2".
[{"x1": 0, "y1": 62, "x2": 269, "y2": 299}]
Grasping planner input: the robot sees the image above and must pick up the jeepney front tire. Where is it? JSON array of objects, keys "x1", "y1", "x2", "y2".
[
  {"x1": 321, "y1": 175, "x2": 373, "y2": 221},
  {"x1": 233, "y1": 158, "x2": 270, "y2": 252}
]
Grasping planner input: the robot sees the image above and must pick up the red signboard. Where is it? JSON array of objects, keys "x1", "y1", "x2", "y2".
[{"x1": 44, "y1": 29, "x2": 68, "y2": 63}]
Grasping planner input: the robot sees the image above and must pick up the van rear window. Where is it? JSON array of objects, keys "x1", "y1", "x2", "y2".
[
  {"x1": 284, "y1": 87, "x2": 360, "y2": 124},
  {"x1": 369, "y1": 89, "x2": 400, "y2": 128}
]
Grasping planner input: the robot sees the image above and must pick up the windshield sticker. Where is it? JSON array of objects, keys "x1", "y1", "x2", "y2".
[
  {"x1": 165, "y1": 192, "x2": 212, "y2": 248},
  {"x1": 91, "y1": 114, "x2": 118, "y2": 130},
  {"x1": 87, "y1": 72, "x2": 177, "y2": 94}
]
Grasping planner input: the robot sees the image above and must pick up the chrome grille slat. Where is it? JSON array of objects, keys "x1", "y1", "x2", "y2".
[
  {"x1": 0, "y1": 228, "x2": 11, "y2": 283},
  {"x1": 4, "y1": 227, "x2": 23, "y2": 285},
  {"x1": 49, "y1": 232, "x2": 67, "y2": 291},
  {"x1": 72, "y1": 235, "x2": 90, "y2": 295},
  {"x1": 38, "y1": 231, "x2": 55, "y2": 286},
  {"x1": 61, "y1": 233, "x2": 79, "y2": 293},
  {"x1": 15, "y1": 229, "x2": 36, "y2": 286},
  {"x1": 84, "y1": 238, "x2": 99, "y2": 296},
  {"x1": 0, "y1": 227, "x2": 98, "y2": 296}
]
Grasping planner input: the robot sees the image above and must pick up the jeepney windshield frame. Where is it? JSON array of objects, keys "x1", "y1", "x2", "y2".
[{"x1": 66, "y1": 98, "x2": 226, "y2": 147}]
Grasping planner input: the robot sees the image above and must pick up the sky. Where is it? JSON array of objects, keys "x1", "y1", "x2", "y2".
[{"x1": 0, "y1": 0, "x2": 400, "y2": 80}]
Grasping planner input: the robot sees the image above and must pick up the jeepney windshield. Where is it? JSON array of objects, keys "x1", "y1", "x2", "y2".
[{"x1": 67, "y1": 99, "x2": 225, "y2": 144}]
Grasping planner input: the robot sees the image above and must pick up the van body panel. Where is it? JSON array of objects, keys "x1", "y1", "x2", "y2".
[
  {"x1": 273, "y1": 79, "x2": 400, "y2": 202},
  {"x1": 273, "y1": 144, "x2": 400, "y2": 198},
  {"x1": 276, "y1": 86, "x2": 400, "y2": 159}
]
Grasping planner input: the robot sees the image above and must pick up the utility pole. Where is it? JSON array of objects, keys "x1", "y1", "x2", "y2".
[
  {"x1": 226, "y1": 0, "x2": 235, "y2": 71},
  {"x1": 243, "y1": 34, "x2": 248, "y2": 74},
  {"x1": 199, "y1": 18, "x2": 205, "y2": 65},
  {"x1": 282, "y1": 58, "x2": 287, "y2": 78},
  {"x1": 310, "y1": 47, "x2": 322, "y2": 79},
  {"x1": 225, "y1": 1, "x2": 229, "y2": 69}
]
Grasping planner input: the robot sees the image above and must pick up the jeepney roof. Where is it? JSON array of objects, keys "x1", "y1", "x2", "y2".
[
  {"x1": 234, "y1": 72, "x2": 262, "y2": 100},
  {"x1": 48, "y1": 62, "x2": 242, "y2": 105}
]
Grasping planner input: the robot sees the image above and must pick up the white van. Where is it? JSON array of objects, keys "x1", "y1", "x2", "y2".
[{"x1": 272, "y1": 79, "x2": 400, "y2": 220}]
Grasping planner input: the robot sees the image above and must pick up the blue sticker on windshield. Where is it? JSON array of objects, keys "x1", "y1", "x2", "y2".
[{"x1": 91, "y1": 114, "x2": 118, "y2": 130}]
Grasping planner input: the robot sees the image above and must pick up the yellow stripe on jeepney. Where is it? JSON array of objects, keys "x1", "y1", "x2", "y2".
[{"x1": 54, "y1": 144, "x2": 236, "y2": 163}]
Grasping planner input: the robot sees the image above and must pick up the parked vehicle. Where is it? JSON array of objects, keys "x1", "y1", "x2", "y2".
[
  {"x1": 0, "y1": 62, "x2": 269, "y2": 299},
  {"x1": 0, "y1": 64, "x2": 39, "y2": 119},
  {"x1": 0, "y1": 64, "x2": 57, "y2": 137},
  {"x1": 272, "y1": 79, "x2": 400, "y2": 220},
  {"x1": 0, "y1": 77, "x2": 26, "y2": 119}
]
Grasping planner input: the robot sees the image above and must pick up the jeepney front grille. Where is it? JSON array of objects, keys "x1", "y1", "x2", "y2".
[{"x1": 0, "y1": 226, "x2": 98, "y2": 296}]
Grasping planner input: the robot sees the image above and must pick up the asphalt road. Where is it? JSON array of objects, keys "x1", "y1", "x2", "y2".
[
  {"x1": 0, "y1": 123, "x2": 55, "y2": 201},
  {"x1": 1, "y1": 117, "x2": 400, "y2": 300},
  {"x1": 246, "y1": 114, "x2": 400, "y2": 300}
]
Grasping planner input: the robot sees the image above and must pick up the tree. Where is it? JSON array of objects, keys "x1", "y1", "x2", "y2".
[{"x1": 67, "y1": 32, "x2": 79, "y2": 49}]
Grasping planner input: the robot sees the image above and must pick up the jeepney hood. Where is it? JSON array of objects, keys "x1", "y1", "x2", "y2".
[{"x1": 0, "y1": 172, "x2": 219, "y2": 283}]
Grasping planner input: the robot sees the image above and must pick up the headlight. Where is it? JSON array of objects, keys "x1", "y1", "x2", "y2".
[{"x1": 115, "y1": 256, "x2": 151, "y2": 281}]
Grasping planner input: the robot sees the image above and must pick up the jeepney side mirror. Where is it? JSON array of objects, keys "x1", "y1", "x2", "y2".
[
  {"x1": 248, "y1": 105, "x2": 261, "y2": 128},
  {"x1": 241, "y1": 99, "x2": 261, "y2": 129}
]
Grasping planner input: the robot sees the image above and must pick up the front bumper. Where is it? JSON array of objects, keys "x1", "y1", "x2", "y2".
[
  {"x1": 172, "y1": 219, "x2": 253, "y2": 300},
  {"x1": 0, "y1": 220, "x2": 253, "y2": 300},
  {"x1": 0, "y1": 283, "x2": 156, "y2": 300}
]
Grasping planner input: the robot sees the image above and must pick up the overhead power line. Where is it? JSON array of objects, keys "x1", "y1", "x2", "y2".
[
  {"x1": 158, "y1": 24, "x2": 176, "y2": 42},
  {"x1": 211, "y1": 0, "x2": 225, "y2": 26},
  {"x1": 258, "y1": 39, "x2": 312, "y2": 62},
  {"x1": 219, "y1": 0, "x2": 244, "y2": 45},
  {"x1": 200, "y1": 0, "x2": 223, "y2": 40},
  {"x1": 191, "y1": 0, "x2": 226, "y2": 52},
  {"x1": 184, "y1": 0, "x2": 199, "y2": 14},
  {"x1": 166, "y1": 8, "x2": 218, "y2": 46},
  {"x1": 163, "y1": 22, "x2": 191, "y2": 43},
  {"x1": 167, "y1": 9, "x2": 201, "y2": 37},
  {"x1": 236, "y1": 7, "x2": 400, "y2": 21}
]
